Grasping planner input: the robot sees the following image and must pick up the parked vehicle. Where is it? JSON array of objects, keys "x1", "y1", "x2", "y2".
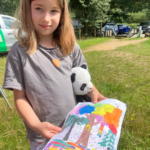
[
  {"x1": 143, "y1": 27, "x2": 150, "y2": 34},
  {"x1": 0, "y1": 14, "x2": 18, "y2": 53},
  {"x1": 102, "y1": 23, "x2": 118, "y2": 35},
  {"x1": 117, "y1": 24, "x2": 131, "y2": 34},
  {"x1": 138, "y1": 21, "x2": 150, "y2": 33}
]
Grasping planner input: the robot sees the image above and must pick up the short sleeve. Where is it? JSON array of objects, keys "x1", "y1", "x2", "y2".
[
  {"x1": 71, "y1": 43, "x2": 88, "y2": 69},
  {"x1": 3, "y1": 43, "x2": 25, "y2": 91}
]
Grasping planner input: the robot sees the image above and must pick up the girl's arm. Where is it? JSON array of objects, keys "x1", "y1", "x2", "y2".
[
  {"x1": 87, "y1": 84, "x2": 107, "y2": 103},
  {"x1": 13, "y1": 89, "x2": 61, "y2": 139}
]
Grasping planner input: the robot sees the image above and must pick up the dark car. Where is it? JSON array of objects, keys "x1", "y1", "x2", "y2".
[
  {"x1": 138, "y1": 21, "x2": 150, "y2": 33},
  {"x1": 143, "y1": 27, "x2": 150, "y2": 34},
  {"x1": 118, "y1": 24, "x2": 131, "y2": 34},
  {"x1": 143, "y1": 27, "x2": 150, "y2": 37}
]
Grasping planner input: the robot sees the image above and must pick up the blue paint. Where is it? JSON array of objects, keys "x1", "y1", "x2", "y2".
[{"x1": 79, "y1": 105, "x2": 95, "y2": 114}]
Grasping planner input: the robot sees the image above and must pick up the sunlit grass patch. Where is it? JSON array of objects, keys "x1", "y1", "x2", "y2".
[
  {"x1": 114, "y1": 38, "x2": 150, "y2": 56},
  {"x1": 77, "y1": 37, "x2": 110, "y2": 50},
  {"x1": 83, "y1": 40, "x2": 150, "y2": 149}
]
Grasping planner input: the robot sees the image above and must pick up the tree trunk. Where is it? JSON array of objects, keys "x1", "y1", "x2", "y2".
[
  {"x1": 75, "y1": 114, "x2": 96, "y2": 147},
  {"x1": 85, "y1": 22, "x2": 88, "y2": 38},
  {"x1": 63, "y1": 119, "x2": 77, "y2": 141},
  {"x1": 100, "y1": 22, "x2": 103, "y2": 37},
  {"x1": 94, "y1": 29, "x2": 96, "y2": 37}
]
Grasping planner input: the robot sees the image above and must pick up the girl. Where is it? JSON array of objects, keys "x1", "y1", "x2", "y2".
[{"x1": 3, "y1": 0, "x2": 106, "y2": 149}]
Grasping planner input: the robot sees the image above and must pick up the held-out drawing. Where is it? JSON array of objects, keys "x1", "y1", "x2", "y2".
[{"x1": 44, "y1": 99, "x2": 127, "y2": 150}]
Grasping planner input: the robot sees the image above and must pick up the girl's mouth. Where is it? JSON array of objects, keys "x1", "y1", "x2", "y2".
[{"x1": 39, "y1": 24, "x2": 52, "y2": 29}]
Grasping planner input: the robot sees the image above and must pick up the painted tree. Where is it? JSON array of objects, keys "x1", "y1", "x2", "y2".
[
  {"x1": 98, "y1": 129, "x2": 116, "y2": 150},
  {"x1": 75, "y1": 105, "x2": 106, "y2": 148},
  {"x1": 63, "y1": 114, "x2": 88, "y2": 141}
]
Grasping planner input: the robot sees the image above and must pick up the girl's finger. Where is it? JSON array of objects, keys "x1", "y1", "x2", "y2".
[{"x1": 48, "y1": 124, "x2": 62, "y2": 132}]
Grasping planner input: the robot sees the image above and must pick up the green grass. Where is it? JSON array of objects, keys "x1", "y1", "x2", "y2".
[
  {"x1": 0, "y1": 38, "x2": 150, "y2": 149},
  {"x1": 83, "y1": 38, "x2": 150, "y2": 149},
  {"x1": 115, "y1": 38, "x2": 150, "y2": 56},
  {"x1": 77, "y1": 37, "x2": 110, "y2": 50}
]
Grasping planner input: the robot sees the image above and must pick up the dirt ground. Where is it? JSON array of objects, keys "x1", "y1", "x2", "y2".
[{"x1": 83, "y1": 38, "x2": 148, "y2": 52}]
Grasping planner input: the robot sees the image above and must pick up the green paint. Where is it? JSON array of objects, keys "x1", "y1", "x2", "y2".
[
  {"x1": 54, "y1": 139, "x2": 71, "y2": 147},
  {"x1": 0, "y1": 29, "x2": 7, "y2": 52},
  {"x1": 53, "y1": 144, "x2": 67, "y2": 149},
  {"x1": 94, "y1": 103, "x2": 105, "y2": 107},
  {"x1": 99, "y1": 129, "x2": 116, "y2": 150}
]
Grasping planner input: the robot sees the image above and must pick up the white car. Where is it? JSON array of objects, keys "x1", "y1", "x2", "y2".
[
  {"x1": 102, "y1": 23, "x2": 118, "y2": 35},
  {"x1": 0, "y1": 14, "x2": 18, "y2": 53}
]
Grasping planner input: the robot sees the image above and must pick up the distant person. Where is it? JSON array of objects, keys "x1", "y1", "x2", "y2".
[{"x1": 3, "y1": 0, "x2": 106, "y2": 149}]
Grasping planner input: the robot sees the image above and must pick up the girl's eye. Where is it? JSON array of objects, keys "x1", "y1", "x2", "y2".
[
  {"x1": 51, "y1": 10, "x2": 58, "y2": 13},
  {"x1": 36, "y1": 7, "x2": 43, "y2": 11}
]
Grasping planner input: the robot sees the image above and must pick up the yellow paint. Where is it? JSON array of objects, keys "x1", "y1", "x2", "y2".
[
  {"x1": 75, "y1": 148, "x2": 81, "y2": 150},
  {"x1": 48, "y1": 148, "x2": 58, "y2": 150},
  {"x1": 92, "y1": 104, "x2": 115, "y2": 116},
  {"x1": 86, "y1": 125, "x2": 91, "y2": 131}
]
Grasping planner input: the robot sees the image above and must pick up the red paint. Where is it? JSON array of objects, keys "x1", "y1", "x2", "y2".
[{"x1": 109, "y1": 124, "x2": 117, "y2": 134}]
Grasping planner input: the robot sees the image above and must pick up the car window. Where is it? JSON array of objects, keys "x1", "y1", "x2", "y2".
[
  {"x1": 2, "y1": 16, "x2": 16, "y2": 29},
  {"x1": 107, "y1": 23, "x2": 115, "y2": 26},
  {"x1": 140, "y1": 22, "x2": 150, "y2": 26}
]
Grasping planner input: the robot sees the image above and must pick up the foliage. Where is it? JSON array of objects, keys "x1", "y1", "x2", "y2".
[
  {"x1": 110, "y1": 0, "x2": 149, "y2": 12},
  {"x1": 124, "y1": 9, "x2": 149, "y2": 24},
  {"x1": 146, "y1": 8, "x2": 150, "y2": 19},
  {"x1": 69, "y1": 0, "x2": 111, "y2": 36},
  {"x1": 108, "y1": 0, "x2": 150, "y2": 23},
  {"x1": 0, "y1": 0, "x2": 20, "y2": 16}
]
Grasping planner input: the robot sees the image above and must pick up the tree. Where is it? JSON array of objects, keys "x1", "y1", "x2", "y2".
[
  {"x1": 99, "y1": 129, "x2": 116, "y2": 150},
  {"x1": 63, "y1": 114, "x2": 88, "y2": 141},
  {"x1": 69, "y1": 0, "x2": 111, "y2": 37},
  {"x1": 0, "y1": 0, "x2": 20, "y2": 16},
  {"x1": 75, "y1": 105, "x2": 105, "y2": 148},
  {"x1": 109, "y1": 0, "x2": 150, "y2": 23}
]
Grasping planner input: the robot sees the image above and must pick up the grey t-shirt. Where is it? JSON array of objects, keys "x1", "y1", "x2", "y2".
[{"x1": 3, "y1": 42, "x2": 87, "y2": 142}]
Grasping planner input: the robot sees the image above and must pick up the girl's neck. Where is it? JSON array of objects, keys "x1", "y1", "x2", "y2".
[{"x1": 38, "y1": 34, "x2": 56, "y2": 49}]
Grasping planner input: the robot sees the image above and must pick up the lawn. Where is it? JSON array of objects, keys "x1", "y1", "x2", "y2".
[
  {"x1": 0, "y1": 38, "x2": 150, "y2": 149},
  {"x1": 77, "y1": 37, "x2": 110, "y2": 50}
]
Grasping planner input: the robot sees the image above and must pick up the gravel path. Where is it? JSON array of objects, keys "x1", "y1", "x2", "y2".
[{"x1": 83, "y1": 38, "x2": 148, "y2": 52}]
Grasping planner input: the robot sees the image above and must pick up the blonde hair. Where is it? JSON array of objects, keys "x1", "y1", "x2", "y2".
[{"x1": 15, "y1": 0, "x2": 76, "y2": 56}]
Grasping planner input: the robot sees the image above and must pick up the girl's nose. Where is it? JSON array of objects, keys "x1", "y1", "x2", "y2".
[{"x1": 42, "y1": 12, "x2": 51, "y2": 23}]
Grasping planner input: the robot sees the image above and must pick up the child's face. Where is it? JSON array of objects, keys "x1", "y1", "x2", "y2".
[{"x1": 31, "y1": 0, "x2": 62, "y2": 39}]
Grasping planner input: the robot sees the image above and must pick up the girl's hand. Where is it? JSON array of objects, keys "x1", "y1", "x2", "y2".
[
  {"x1": 36, "y1": 122, "x2": 62, "y2": 140},
  {"x1": 87, "y1": 85, "x2": 107, "y2": 104}
]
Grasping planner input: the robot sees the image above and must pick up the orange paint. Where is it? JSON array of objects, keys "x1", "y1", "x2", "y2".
[
  {"x1": 52, "y1": 59, "x2": 60, "y2": 68},
  {"x1": 67, "y1": 142, "x2": 84, "y2": 150},
  {"x1": 104, "y1": 108, "x2": 122, "y2": 129}
]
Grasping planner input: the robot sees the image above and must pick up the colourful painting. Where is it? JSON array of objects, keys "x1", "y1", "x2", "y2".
[{"x1": 43, "y1": 99, "x2": 127, "y2": 150}]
